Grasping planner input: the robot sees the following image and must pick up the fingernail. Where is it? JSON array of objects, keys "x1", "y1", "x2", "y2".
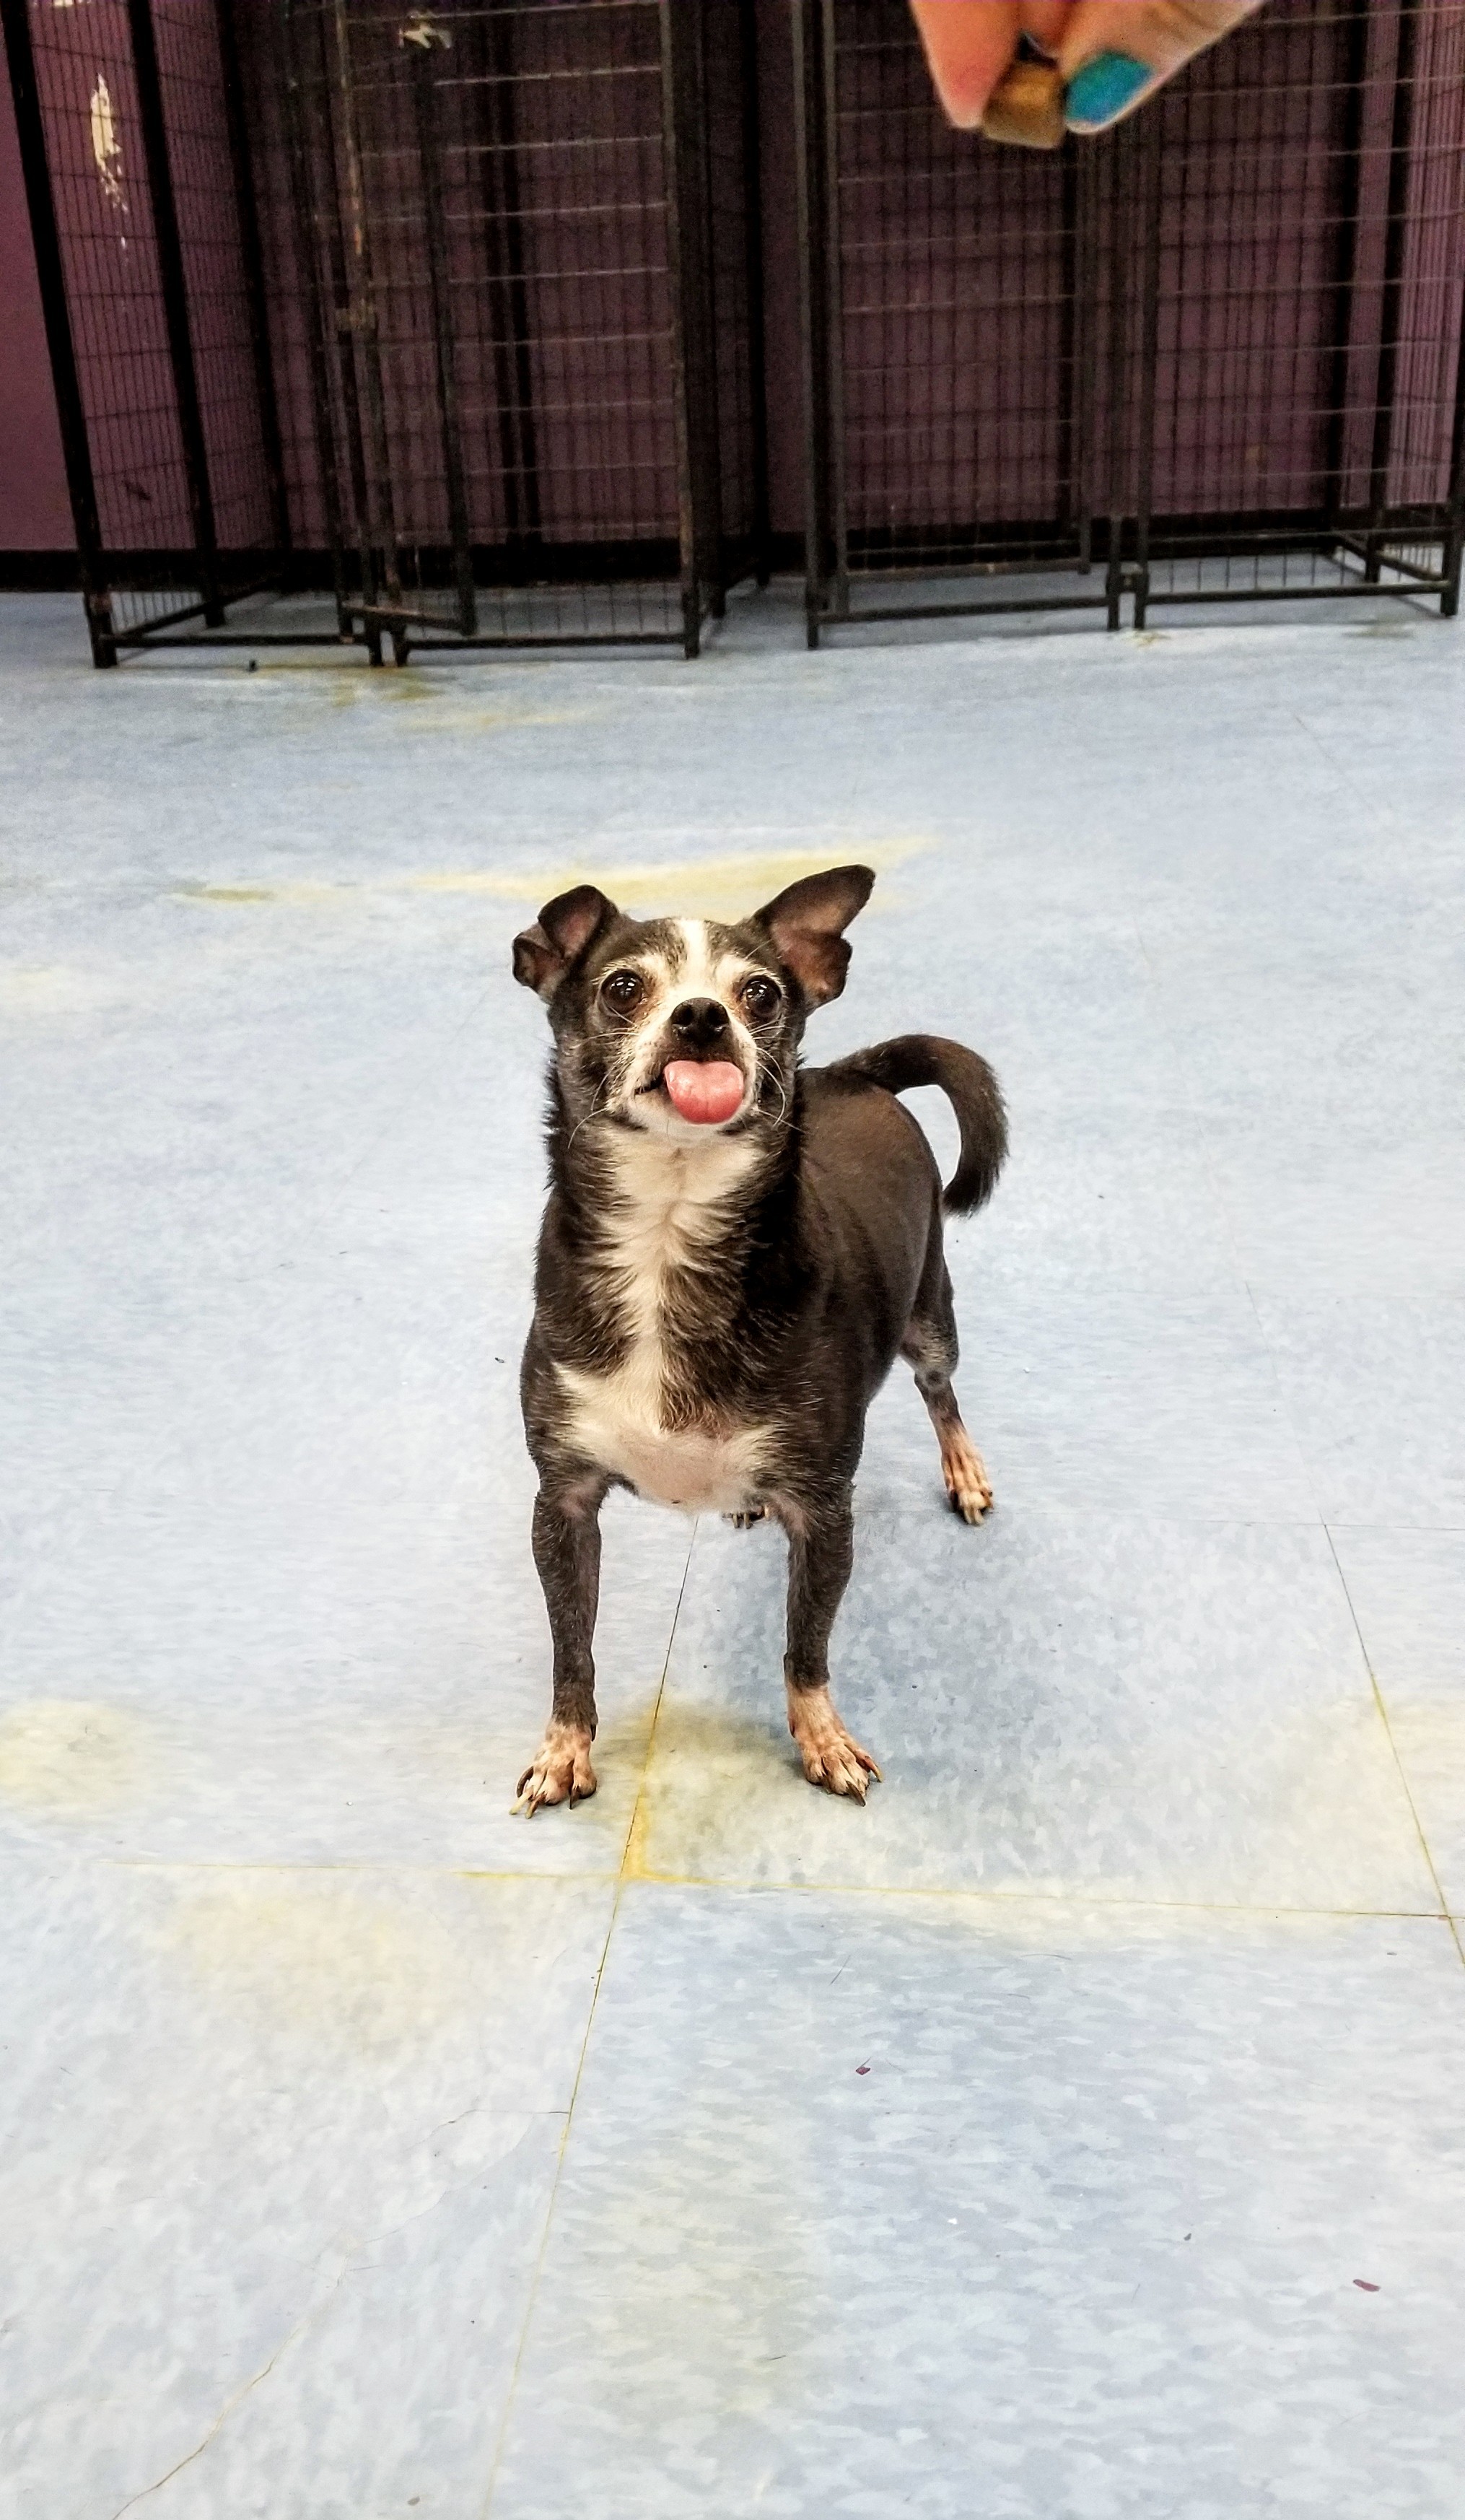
[{"x1": 1065, "y1": 51, "x2": 1151, "y2": 130}]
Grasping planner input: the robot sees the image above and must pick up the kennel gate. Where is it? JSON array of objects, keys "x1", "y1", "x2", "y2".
[
  {"x1": 1, "y1": 0, "x2": 768, "y2": 663},
  {"x1": 795, "y1": 0, "x2": 1465, "y2": 642}
]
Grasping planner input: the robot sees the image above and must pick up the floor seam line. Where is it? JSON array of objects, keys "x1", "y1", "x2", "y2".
[
  {"x1": 476, "y1": 1517, "x2": 696, "y2": 2517},
  {"x1": 1323, "y1": 1520, "x2": 1464, "y2": 1971}
]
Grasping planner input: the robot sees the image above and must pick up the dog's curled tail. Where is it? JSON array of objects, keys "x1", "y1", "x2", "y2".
[{"x1": 826, "y1": 1034, "x2": 1007, "y2": 1216}]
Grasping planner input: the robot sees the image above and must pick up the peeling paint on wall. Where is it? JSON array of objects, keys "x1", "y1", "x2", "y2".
[{"x1": 89, "y1": 72, "x2": 125, "y2": 215}]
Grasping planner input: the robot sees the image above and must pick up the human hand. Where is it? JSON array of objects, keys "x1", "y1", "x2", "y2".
[{"x1": 909, "y1": 3, "x2": 1265, "y2": 139}]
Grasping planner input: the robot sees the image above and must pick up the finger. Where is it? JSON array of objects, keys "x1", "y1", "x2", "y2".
[
  {"x1": 1018, "y1": 0, "x2": 1074, "y2": 55},
  {"x1": 909, "y1": 1, "x2": 1021, "y2": 129},
  {"x1": 1058, "y1": 1, "x2": 1264, "y2": 131}
]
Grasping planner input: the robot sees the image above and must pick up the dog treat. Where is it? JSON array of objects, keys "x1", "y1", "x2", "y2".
[{"x1": 981, "y1": 58, "x2": 1065, "y2": 150}]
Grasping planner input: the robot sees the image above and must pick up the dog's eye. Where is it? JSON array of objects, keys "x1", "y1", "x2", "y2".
[
  {"x1": 740, "y1": 975, "x2": 782, "y2": 1021},
  {"x1": 600, "y1": 969, "x2": 644, "y2": 1014}
]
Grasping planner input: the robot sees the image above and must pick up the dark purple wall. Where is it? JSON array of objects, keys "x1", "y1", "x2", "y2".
[{"x1": 0, "y1": 56, "x2": 72, "y2": 546}]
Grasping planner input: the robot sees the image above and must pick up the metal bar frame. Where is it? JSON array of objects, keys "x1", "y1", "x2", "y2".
[
  {"x1": 1321, "y1": 0, "x2": 1371, "y2": 534},
  {"x1": 476, "y1": 0, "x2": 542, "y2": 552},
  {"x1": 1128, "y1": 110, "x2": 1164, "y2": 630},
  {"x1": 738, "y1": 0, "x2": 772, "y2": 587},
  {"x1": 408, "y1": 25, "x2": 476, "y2": 639},
  {"x1": 275, "y1": 0, "x2": 351, "y2": 634},
  {"x1": 1365, "y1": 0, "x2": 1420, "y2": 577},
  {"x1": 800, "y1": 1, "x2": 1137, "y2": 640},
  {"x1": 792, "y1": 0, "x2": 831, "y2": 647},
  {"x1": 214, "y1": 0, "x2": 290, "y2": 558},
  {"x1": 660, "y1": 0, "x2": 720, "y2": 656},
  {"x1": 126, "y1": 0, "x2": 224, "y2": 624},
  {"x1": 326, "y1": 0, "x2": 403, "y2": 660}
]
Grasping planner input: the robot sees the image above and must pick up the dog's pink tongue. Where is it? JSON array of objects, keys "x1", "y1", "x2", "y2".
[{"x1": 662, "y1": 1060, "x2": 745, "y2": 1125}]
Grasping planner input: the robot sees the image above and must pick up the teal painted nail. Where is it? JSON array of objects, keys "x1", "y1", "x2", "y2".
[{"x1": 1065, "y1": 51, "x2": 1151, "y2": 129}]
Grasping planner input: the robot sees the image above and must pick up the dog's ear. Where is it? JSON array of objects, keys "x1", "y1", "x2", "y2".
[
  {"x1": 751, "y1": 865, "x2": 875, "y2": 1006},
  {"x1": 512, "y1": 884, "x2": 617, "y2": 1000}
]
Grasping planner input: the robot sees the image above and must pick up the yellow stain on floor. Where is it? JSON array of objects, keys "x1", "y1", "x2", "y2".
[
  {"x1": 177, "y1": 837, "x2": 930, "y2": 920},
  {"x1": 0, "y1": 1699, "x2": 145, "y2": 1816},
  {"x1": 247, "y1": 660, "x2": 610, "y2": 733},
  {"x1": 0, "y1": 967, "x2": 116, "y2": 1013},
  {"x1": 159, "y1": 1876, "x2": 460, "y2": 2052}
]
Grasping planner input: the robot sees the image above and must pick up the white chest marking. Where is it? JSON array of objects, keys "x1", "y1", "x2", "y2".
[{"x1": 556, "y1": 1126, "x2": 770, "y2": 1514}]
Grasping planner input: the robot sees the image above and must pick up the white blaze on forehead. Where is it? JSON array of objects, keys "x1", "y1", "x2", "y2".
[
  {"x1": 673, "y1": 917, "x2": 758, "y2": 1004},
  {"x1": 673, "y1": 917, "x2": 716, "y2": 997}
]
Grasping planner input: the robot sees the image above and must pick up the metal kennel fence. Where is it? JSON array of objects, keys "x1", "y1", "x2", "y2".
[
  {"x1": 1, "y1": 0, "x2": 767, "y2": 664},
  {"x1": 795, "y1": 0, "x2": 1465, "y2": 642}
]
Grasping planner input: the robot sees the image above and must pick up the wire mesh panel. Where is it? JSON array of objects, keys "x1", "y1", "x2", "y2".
[
  {"x1": 1137, "y1": 0, "x2": 1465, "y2": 617},
  {"x1": 268, "y1": 0, "x2": 764, "y2": 657},
  {"x1": 795, "y1": 0, "x2": 1465, "y2": 640},
  {"x1": 0, "y1": 0, "x2": 286, "y2": 658},
  {"x1": 795, "y1": 0, "x2": 1141, "y2": 642},
  {"x1": 4, "y1": 0, "x2": 764, "y2": 663}
]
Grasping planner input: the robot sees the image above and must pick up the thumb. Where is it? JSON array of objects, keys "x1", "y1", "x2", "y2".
[{"x1": 1058, "y1": 1, "x2": 1264, "y2": 131}]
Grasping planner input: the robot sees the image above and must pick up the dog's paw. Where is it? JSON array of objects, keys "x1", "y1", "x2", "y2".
[
  {"x1": 725, "y1": 1506, "x2": 767, "y2": 1531},
  {"x1": 940, "y1": 1428, "x2": 994, "y2": 1525},
  {"x1": 512, "y1": 1720, "x2": 597, "y2": 1816},
  {"x1": 786, "y1": 1683, "x2": 881, "y2": 1802}
]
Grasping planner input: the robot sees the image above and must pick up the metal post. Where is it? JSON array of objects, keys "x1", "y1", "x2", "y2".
[
  {"x1": 410, "y1": 28, "x2": 476, "y2": 637},
  {"x1": 1057, "y1": 141, "x2": 1079, "y2": 541},
  {"x1": 275, "y1": 0, "x2": 350, "y2": 633},
  {"x1": 1129, "y1": 109, "x2": 1163, "y2": 629},
  {"x1": 294, "y1": 0, "x2": 378, "y2": 647},
  {"x1": 1441, "y1": 260, "x2": 1465, "y2": 618},
  {"x1": 694, "y1": 0, "x2": 728, "y2": 618},
  {"x1": 1321, "y1": 0, "x2": 1370, "y2": 537},
  {"x1": 0, "y1": 0, "x2": 116, "y2": 663},
  {"x1": 126, "y1": 0, "x2": 224, "y2": 624},
  {"x1": 1103, "y1": 132, "x2": 1129, "y2": 630},
  {"x1": 659, "y1": 0, "x2": 720, "y2": 657},
  {"x1": 1074, "y1": 143, "x2": 1099, "y2": 574},
  {"x1": 792, "y1": 0, "x2": 828, "y2": 645},
  {"x1": 1365, "y1": 0, "x2": 1420, "y2": 579},
  {"x1": 820, "y1": 0, "x2": 849, "y2": 623},
  {"x1": 327, "y1": 0, "x2": 404, "y2": 658},
  {"x1": 477, "y1": 1, "x2": 541, "y2": 551},
  {"x1": 214, "y1": 0, "x2": 289, "y2": 559},
  {"x1": 738, "y1": 0, "x2": 771, "y2": 586}
]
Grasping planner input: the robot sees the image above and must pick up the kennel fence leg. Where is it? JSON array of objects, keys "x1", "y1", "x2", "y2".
[
  {"x1": 1364, "y1": 0, "x2": 1420, "y2": 583},
  {"x1": 127, "y1": 0, "x2": 224, "y2": 626},
  {"x1": 411, "y1": 35, "x2": 476, "y2": 640},
  {"x1": 476, "y1": 4, "x2": 542, "y2": 554},
  {"x1": 216, "y1": 0, "x2": 290, "y2": 564},
  {"x1": 276, "y1": 0, "x2": 352, "y2": 636}
]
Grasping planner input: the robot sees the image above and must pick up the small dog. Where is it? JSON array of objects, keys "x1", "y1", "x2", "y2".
[{"x1": 511, "y1": 866, "x2": 1006, "y2": 1811}]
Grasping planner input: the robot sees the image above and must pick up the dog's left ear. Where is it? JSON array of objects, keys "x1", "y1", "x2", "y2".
[
  {"x1": 512, "y1": 884, "x2": 617, "y2": 1000},
  {"x1": 751, "y1": 864, "x2": 875, "y2": 1006}
]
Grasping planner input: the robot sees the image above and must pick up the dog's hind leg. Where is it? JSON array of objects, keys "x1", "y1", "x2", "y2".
[
  {"x1": 515, "y1": 1478, "x2": 609, "y2": 1815},
  {"x1": 778, "y1": 1487, "x2": 881, "y2": 1800},
  {"x1": 901, "y1": 1238, "x2": 994, "y2": 1527}
]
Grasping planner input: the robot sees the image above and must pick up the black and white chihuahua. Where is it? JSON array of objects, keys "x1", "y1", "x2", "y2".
[{"x1": 511, "y1": 866, "x2": 1006, "y2": 1811}]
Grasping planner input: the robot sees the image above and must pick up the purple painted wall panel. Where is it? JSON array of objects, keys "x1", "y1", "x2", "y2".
[{"x1": 0, "y1": 32, "x2": 74, "y2": 544}]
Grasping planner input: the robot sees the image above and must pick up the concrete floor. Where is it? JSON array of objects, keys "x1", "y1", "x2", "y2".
[{"x1": 3, "y1": 585, "x2": 1464, "y2": 2519}]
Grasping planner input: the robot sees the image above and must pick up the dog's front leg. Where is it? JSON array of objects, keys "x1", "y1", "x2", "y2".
[
  {"x1": 780, "y1": 1488, "x2": 881, "y2": 1801},
  {"x1": 515, "y1": 1481, "x2": 608, "y2": 1814}
]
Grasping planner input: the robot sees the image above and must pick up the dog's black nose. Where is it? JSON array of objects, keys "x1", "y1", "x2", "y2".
[{"x1": 670, "y1": 997, "x2": 730, "y2": 1052}]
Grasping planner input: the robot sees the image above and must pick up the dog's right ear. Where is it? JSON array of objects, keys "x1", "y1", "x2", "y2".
[
  {"x1": 751, "y1": 863, "x2": 875, "y2": 1007},
  {"x1": 512, "y1": 884, "x2": 617, "y2": 1000}
]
